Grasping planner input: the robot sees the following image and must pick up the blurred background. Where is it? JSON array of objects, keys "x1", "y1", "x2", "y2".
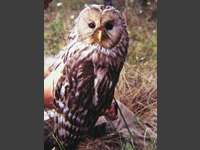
[{"x1": 44, "y1": 0, "x2": 157, "y2": 149}]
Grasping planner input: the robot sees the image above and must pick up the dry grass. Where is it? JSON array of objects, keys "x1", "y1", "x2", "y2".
[
  {"x1": 115, "y1": 62, "x2": 157, "y2": 133},
  {"x1": 77, "y1": 134, "x2": 123, "y2": 150}
]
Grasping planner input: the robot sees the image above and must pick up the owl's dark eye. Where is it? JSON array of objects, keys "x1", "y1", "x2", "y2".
[
  {"x1": 105, "y1": 22, "x2": 113, "y2": 30},
  {"x1": 88, "y1": 23, "x2": 95, "y2": 28}
]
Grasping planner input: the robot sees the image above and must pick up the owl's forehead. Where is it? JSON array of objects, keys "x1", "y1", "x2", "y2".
[
  {"x1": 79, "y1": 5, "x2": 120, "y2": 21},
  {"x1": 88, "y1": 4, "x2": 114, "y2": 12}
]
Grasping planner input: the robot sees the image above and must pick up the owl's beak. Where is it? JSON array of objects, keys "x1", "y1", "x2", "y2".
[{"x1": 98, "y1": 30, "x2": 102, "y2": 42}]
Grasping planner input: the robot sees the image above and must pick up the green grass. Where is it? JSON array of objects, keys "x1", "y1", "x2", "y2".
[{"x1": 44, "y1": 0, "x2": 157, "y2": 149}]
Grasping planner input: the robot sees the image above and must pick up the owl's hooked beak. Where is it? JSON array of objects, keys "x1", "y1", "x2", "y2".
[{"x1": 98, "y1": 30, "x2": 102, "y2": 42}]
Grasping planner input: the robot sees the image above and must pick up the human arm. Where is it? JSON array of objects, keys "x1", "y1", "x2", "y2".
[{"x1": 44, "y1": 72, "x2": 54, "y2": 109}]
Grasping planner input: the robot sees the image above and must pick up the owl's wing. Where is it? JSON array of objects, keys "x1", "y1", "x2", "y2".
[
  {"x1": 53, "y1": 58, "x2": 96, "y2": 147},
  {"x1": 92, "y1": 67, "x2": 119, "y2": 115},
  {"x1": 48, "y1": 47, "x2": 67, "y2": 72}
]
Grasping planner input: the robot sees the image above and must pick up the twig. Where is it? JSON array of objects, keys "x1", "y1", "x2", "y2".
[
  {"x1": 52, "y1": 133, "x2": 65, "y2": 150},
  {"x1": 113, "y1": 97, "x2": 137, "y2": 149}
]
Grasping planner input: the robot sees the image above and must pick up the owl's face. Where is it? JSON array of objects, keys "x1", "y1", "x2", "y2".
[{"x1": 76, "y1": 5, "x2": 125, "y2": 49}]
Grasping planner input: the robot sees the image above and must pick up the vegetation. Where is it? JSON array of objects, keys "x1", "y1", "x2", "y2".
[{"x1": 44, "y1": 0, "x2": 157, "y2": 149}]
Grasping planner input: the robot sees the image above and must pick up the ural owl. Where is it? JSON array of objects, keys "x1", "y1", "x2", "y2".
[{"x1": 52, "y1": 4, "x2": 129, "y2": 149}]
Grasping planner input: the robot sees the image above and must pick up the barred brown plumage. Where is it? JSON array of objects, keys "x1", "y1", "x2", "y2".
[{"x1": 52, "y1": 4, "x2": 129, "y2": 149}]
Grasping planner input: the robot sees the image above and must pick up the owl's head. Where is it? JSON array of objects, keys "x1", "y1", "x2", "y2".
[{"x1": 75, "y1": 4, "x2": 126, "y2": 49}]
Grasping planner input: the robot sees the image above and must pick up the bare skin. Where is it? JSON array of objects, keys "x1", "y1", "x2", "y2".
[
  {"x1": 44, "y1": 72, "x2": 54, "y2": 109},
  {"x1": 104, "y1": 101, "x2": 118, "y2": 120}
]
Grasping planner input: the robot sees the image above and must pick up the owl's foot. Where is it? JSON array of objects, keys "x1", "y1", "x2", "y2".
[{"x1": 104, "y1": 101, "x2": 118, "y2": 121}]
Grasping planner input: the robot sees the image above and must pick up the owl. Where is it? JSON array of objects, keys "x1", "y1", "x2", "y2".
[{"x1": 52, "y1": 4, "x2": 129, "y2": 149}]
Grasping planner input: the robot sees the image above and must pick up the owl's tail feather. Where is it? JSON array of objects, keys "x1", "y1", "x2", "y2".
[{"x1": 44, "y1": 119, "x2": 55, "y2": 150}]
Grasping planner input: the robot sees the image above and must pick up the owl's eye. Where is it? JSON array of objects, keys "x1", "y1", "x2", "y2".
[
  {"x1": 105, "y1": 22, "x2": 113, "y2": 30},
  {"x1": 88, "y1": 23, "x2": 95, "y2": 28}
]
